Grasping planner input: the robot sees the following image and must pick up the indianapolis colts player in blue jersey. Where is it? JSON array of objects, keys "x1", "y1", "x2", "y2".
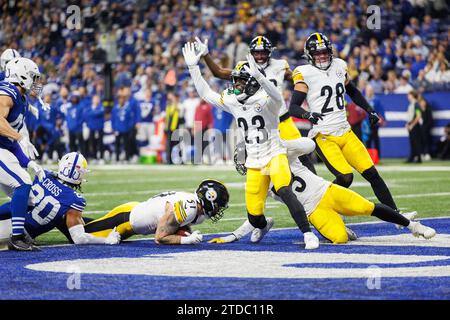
[
  {"x1": 0, "y1": 57, "x2": 47, "y2": 251},
  {"x1": 0, "y1": 152, "x2": 121, "y2": 249}
]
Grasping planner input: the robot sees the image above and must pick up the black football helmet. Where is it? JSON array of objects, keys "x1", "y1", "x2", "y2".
[
  {"x1": 304, "y1": 32, "x2": 333, "y2": 70},
  {"x1": 233, "y1": 140, "x2": 247, "y2": 176},
  {"x1": 196, "y1": 179, "x2": 230, "y2": 223},
  {"x1": 231, "y1": 61, "x2": 265, "y2": 100},
  {"x1": 249, "y1": 36, "x2": 273, "y2": 68}
]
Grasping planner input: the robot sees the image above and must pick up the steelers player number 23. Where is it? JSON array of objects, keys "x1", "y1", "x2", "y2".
[
  {"x1": 321, "y1": 83, "x2": 345, "y2": 114},
  {"x1": 237, "y1": 116, "x2": 268, "y2": 144}
]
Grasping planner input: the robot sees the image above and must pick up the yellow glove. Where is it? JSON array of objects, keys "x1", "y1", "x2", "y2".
[{"x1": 207, "y1": 234, "x2": 238, "y2": 244}]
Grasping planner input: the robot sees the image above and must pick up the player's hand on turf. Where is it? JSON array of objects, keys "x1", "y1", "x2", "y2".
[
  {"x1": 105, "y1": 227, "x2": 121, "y2": 245},
  {"x1": 368, "y1": 111, "x2": 380, "y2": 126},
  {"x1": 182, "y1": 42, "x2": 202, "y2": 67},
  {"x1": 304, "y1": 112, "x2": 323, "y2": 125},
  {"x1": 194, "y1": 37, "x2": 209, "y2": 56},
  {"x1": 180, "y1": 230, "x2": 203, "y2": 244},
  {"x1": 27, "y1": 160, "x2": 45, "y2": 182},
  {"x1": 208, "y1": 234, "x2": 238, "y2": 244},
  {"x1": 19, "y1": 136, "x2": 39, "y2": 160}
]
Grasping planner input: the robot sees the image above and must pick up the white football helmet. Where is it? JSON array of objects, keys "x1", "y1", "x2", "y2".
[
  {"x1": 4, "y1": 57, "x2": 42, "y2": 96},
  {"x1": 0, "y1": 48, "x2": 20, "y2": 71},
  {"x1": 57, "y1": 152, "x2": 89, "y2": 185}
]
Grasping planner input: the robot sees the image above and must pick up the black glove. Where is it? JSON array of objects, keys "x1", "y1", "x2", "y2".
[
  {"x1": 304, "y1": 112, "x2": 323, "y2": 125},
  {"x1": 368, "y1": 111, "x2": 380, "y2": 126}
]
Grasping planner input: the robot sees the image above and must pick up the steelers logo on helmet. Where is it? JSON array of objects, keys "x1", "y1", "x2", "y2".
[
  {"x1": 231, "y1": 61, "x2": 265, "y2": 101},
  {"x1": 249, "y1": 36, "x2": 273, "y2": 68},
  {"x1": 304, "y1": 32, "x2": 333, "y2": 70},
  {"x1": 196, "y1": 179, "x2": 230, "y2": 223}
]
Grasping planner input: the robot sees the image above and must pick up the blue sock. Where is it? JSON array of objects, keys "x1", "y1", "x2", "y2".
[
  {"x1": 0, "y1": 202, "x2": 12, "y2": 221},
  {"x1": 11, "y1": 184, "x2": 31, "y2": 236}
]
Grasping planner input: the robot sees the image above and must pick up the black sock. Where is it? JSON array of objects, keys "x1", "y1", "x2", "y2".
[
  {"x1": 247, "y1": 212, "x2": 267, "y2": 229},
  {"x1": 277, "y1": 186, "x2": 311, "y2": 233},
  {"x1": 371, "y1": 203, "x2": 409, "y2": 227},
  {"x1": 362, "y1": 167, "x2": 397, "y2": 210},
  {"x1": 299, "y1": 155, "x2": 316, "y2": 174}
]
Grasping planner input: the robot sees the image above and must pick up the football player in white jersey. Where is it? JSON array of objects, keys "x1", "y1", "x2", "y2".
[
  {"x1": 195, "y1": 35, "x2": 316, "y2": 173},
  {"x1": 84, "y1": 180, "x2": 229, "y2": 245},
  {"x1": 183, "y1": 42, "x2": 319, "y2": 249},
  {"x1": 288, "y1": 32, "x2": 402, "y2": 215},
  {"x1": 210, "y1": 143, "x2": 436, "y2": 244}
]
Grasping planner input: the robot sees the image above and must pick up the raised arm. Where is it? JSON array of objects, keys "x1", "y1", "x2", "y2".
[
  {"x1": 244, "y1": 54, "x2": 283, "y2": 106},
  {"x1": 195, "y1": 37, "x2": 232, "y2": 80},
  {"x1": 344, "y1": 75, "x2": 380, "y2": 126},
  {"x1": 183, "y1": 42, "x2": 230, "y2": 112}
]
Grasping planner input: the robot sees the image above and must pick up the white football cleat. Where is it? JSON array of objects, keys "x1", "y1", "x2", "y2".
[
  {"x1": 250, "y1": 217, "x2": 274, "y2": 243},
  {"x1": 408, "y1": 221, "x2": 436, "y2": 239},
  {"x1": 346, "y1": 227, "x2": 358, "y2": 241},
  {"x1": 395, "y1": 211, "x2": 418, "y2": 229},
  {"x1": 304, "y1": 231, "x2": 319, "y2": 250}
]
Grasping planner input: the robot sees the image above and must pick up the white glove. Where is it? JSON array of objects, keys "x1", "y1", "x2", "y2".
[
  {"x1": 28, "y1": 104, "x2": 39, "y2": 119},
  {"x1": 38, "y1": 96, "x2": 50, "y2": 111},
  {"x1": 180, "y1": 230, "x2": 203, "y2": 244},
  {"x1": 194, "y1": 37, "x2": 209, "y2": 56},
  {"x1": 105, "y1": 227, "x2": 121, "y2": 245},
  {"x1": 27, "y1": 160, "x2": 45, "y2": 182},
  {"x1": 182, "y1": 42, "x2": 202, "y2": 68},
  {"x1": 18, "y1": 136, "x2": 39, "y2": 160},
  {"x1": 244, "y1": 53, "x2": 264, "y2": 81},
  {"x1": 208, "y1": 233, "x2": 238, "y2": 244}
]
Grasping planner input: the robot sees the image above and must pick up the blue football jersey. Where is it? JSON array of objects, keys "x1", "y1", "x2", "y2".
[
  {"x1": 0, "y1": 81, "x2": 28, "y2": 149},
  {"x1": 25, "y1": 171, "x2": 86, "y2": 238}
]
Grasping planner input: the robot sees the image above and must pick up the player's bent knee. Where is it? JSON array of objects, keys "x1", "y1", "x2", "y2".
[
  {"x1": 331, "y1": 230, "x2": 348, "y2": 244},
  {"x1": 333, "y1": 173, "x2": 353, "y2": 188}
]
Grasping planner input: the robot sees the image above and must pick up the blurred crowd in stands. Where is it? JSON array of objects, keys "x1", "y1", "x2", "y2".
[{"x1": 0, "y1": 0, "x2": 449, "y2": 164}]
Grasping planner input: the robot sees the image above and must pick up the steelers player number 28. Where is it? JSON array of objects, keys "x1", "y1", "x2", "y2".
[
  {"x1": 237, "y1": 116, "x2": 268, "y2": 144},
  {"x1": 321, "y1": 83, "x2": 345, "y2": 114}
]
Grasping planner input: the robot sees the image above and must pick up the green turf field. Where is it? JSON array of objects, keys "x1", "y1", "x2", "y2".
[{"x1": 6, "y1": 159, "x2": 449, "y2": 245}]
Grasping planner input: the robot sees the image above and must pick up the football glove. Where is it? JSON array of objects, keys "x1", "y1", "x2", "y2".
[
  {"x1": 303, "y1": 112, "x2": 323, "y2": 125},
  {"x1": 105, "y1": 227, "x2": 121, "y2": 245},
  {"x1": 27, "y1": 160, "x2": 45, "y2": 182},
  {"x1": 182, "y1": 42, "x2": 202, "y2": 68},
  {"x1": 208, "y1": 234, "x2": 238, "y2": 244},
  {"x1": 194, "y1": 37, "x2": 209, "y2": 56},
  {"x1": 180, "y1": 230, "x2": 203, "y2": 244},
  {"x1": 244, "y1": 53, "x2": 264, "y2": 81},
  {"x1": 368, "y1": 111, "x2": 380, "y2": 126},
  {"x1": 18, "y1": 136, "x2": 39, "y2": 160}
]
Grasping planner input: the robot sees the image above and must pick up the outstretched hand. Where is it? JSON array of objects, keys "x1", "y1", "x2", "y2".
[{"x1": 182, "y1": 42, "x2": 202, "y2": 67}]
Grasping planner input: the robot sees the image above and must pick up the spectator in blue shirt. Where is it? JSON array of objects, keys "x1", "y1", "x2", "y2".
[
  {"x1": 66, "y1": 91, "x2": 86, "y2": 155},
  {"x1": 212, "y1": 107, "x2": 233, "y2": 162},
  {"x1": 86, "y1": 95, "x2": 105, "y2": 163},
  {"x1": 136, "y1": 88, "x2": 156, "y2": 147}
]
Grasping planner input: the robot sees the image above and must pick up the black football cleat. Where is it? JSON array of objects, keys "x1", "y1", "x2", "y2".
[{"x1": 7, "y1": 234, "x2": 41, "y2": 251}]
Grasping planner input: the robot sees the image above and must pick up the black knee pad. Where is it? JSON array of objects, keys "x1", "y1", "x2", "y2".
[
  {"x1": 247, "y1": 212, "x2": 267, "y2": 229},
  {"x1": 361, "y1": 166, "x2": 379, "y2": 182},
  {"x1": 333, "y1": 173, "x2": 354, "y2": 188}
]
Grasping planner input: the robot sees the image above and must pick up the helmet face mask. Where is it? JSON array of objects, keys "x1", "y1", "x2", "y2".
[
  {"x1": 249, "y1": 36, "x2": 273, "y2": 68},
  {"x1": 196, "y1": 179, "x2": 230, "y2": 223},
  {"x1": 305, "y1": 33, "x2": 333, "y2": 70},
  {"x1": 231, "y1": 61, "x2": 264, "y2": 101},
  {"x1": 5, "y1": 57, "x2": 43, "y2": 96},
  {"x1": 233, "y1": 141, "x2": 247, "y2": 176}
]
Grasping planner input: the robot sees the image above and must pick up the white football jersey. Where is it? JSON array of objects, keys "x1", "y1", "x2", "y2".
[
  {"x1": 292, "y1": 58, "x2": 351, "y2": 137},
  {"x1": 269, "y1": 158, "x2": 331, "y2": 215},
  {"x1": 263, "y1": 58, "x2": 290, "y2": 115},
  {"x1": 221, "y1": 88, "x2": 286, "y2": 168},
  {"x1": 129, "y1": 191, "x2": 200, "y2": 235}
]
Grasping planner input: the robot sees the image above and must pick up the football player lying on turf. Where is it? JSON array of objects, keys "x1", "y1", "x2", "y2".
[
  {"x1": 0, "y1": 152, "x2": 120, "y2": 250},
  {"x1": 83, "y1": 180, "x2": 230, "y2": 245},
  {"x1": 209, "y1": 141, "x2": 436, "y2": 244}
]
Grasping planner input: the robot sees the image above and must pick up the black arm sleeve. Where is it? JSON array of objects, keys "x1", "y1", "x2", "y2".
[
  {"x1": 345, "y1": 81, "x2": 374, "y2": 113},
  {"x1": 288, "y1": 90, "x2": 308, "y2": 119}
]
